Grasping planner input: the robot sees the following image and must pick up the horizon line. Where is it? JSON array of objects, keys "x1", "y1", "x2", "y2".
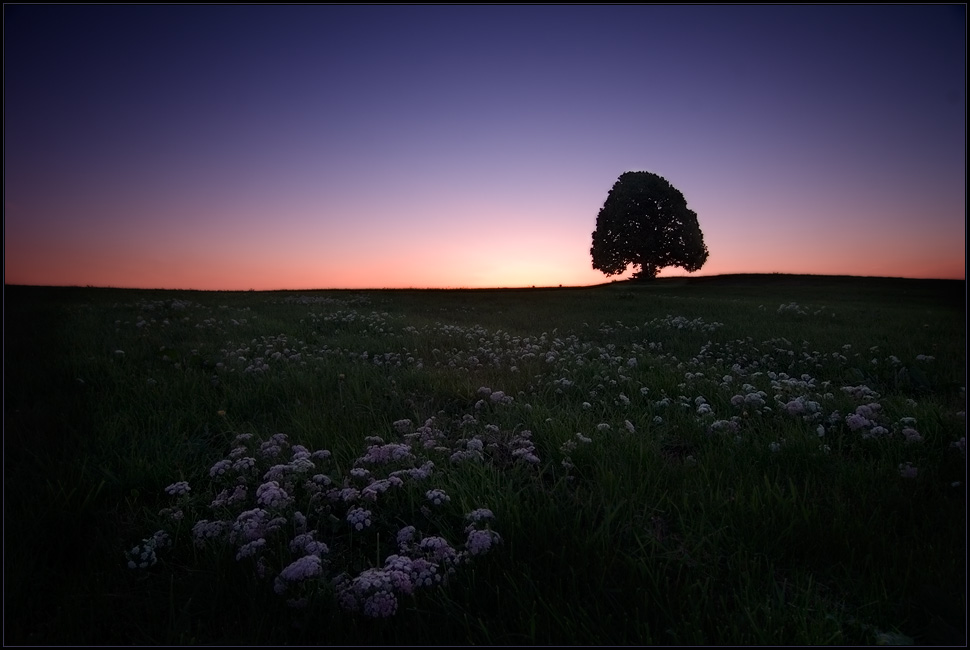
[{"x1": 4, "y1": 272, "x2": 966, "y2": 293}]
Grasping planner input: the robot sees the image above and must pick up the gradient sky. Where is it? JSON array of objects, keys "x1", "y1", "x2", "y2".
[{"x1": 4, "y1": 5, "x2": 966, "y2": 289}]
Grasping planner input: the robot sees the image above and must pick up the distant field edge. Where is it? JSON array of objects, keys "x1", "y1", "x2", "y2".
[{"x1": 3, "y1": 272, "x2": 967, "y2": 294}]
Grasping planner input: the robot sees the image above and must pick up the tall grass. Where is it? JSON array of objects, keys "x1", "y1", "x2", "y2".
[{"x1": 4, "y1": 277, "x2": 965, "y2": 645}]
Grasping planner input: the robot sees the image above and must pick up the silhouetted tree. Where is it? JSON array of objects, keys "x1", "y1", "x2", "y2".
[{"x1": 590, "y1": 171, "x2": 709, "y2": 280}]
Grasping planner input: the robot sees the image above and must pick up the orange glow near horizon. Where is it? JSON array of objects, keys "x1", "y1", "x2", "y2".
[
  {"x1": 5, "y1": 225, "x2": 965, "y2": 291},
  {"x1": 5, "y1": 191, "x2": 966, "y2": 289}
]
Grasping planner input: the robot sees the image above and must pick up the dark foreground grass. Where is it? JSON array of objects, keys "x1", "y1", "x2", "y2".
[{"x1": 4, "y1": 275, "x2": 966, "y2": 645}]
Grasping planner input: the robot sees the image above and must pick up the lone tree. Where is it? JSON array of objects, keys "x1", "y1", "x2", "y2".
[{"x1": 590, "y1": 171, "x2": 709, "y2": 280}]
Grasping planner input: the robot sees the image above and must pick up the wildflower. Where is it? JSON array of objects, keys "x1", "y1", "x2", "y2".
[
  {"x1": 236, "y1": 538, "x2": 267, "y2": 561},
  {"x1": 192, "y1": 519, "x2": 227, "y2": 546},
  {"x1": 347, "y1": 507, "x2": 372, "y2": 531},
  {"x1": 511, "y1": 447, "x2": 541, "y2": 464},
  {"x1": 784, "y1": 399, "x2": 806, "y2": 416},
  {"x1": 210, "y1": 489, "x2": 231, "y2": 508},
  {"x1": 596, "y1": 423, "x2": 610, "y2": 431},
  {"x1": 126, "y1": 542, "x2": 157, "y2": 569},
  {"x1": 898, "y1": 463, "x2": 918, "y2": 479},
  {"x1": 398, "y1": 460, "x2": 435, "y2": 480},
  {"x1": 223, "y1": 485, "x2": 247, "y2": 505},
  {"x1": 419, "y1": 536, "x2": 459, "y2": 565},
  {"x1": 337, "y1": 568, "x2": 403, "y2": 617},
  {"x1": 228, "y1": 445, "x2": 248, "y2": 459},
  {"x1": 409, "y1": 557, "x2": 442, "y2": 587},
  {"x1": 397, "y1": 525, "x2": 417, "y2": 549},
  {"x1": 624, "y1": 420, "x2": 636, "y2": 433},
  {"x1": 855, "y1": 403, "x2": 881, "y2": 419},
  {"x1": 275, "y1": 555, "x2": 324, "y2": 594},
  {"x1": 262, "y1": 464, "x2": 289, "y2": 482},
  {"x1": 256, "y1": 481, "x2": 291, "y2": 509},
  {"x1": 465, "y1": 508, "x2": 495, "y2": 524},
  {"x1": 709, "y1": 419, "x2": 738, "y2": 434},
  {"x1": 125, "y1": 530, "x2": 170, "y2": 569},
  {"x1": 426, "y1": 489, "x2": 451, "y2": 506},
  {"x1": 231, "y1": 508, "x2": 279, "y2": 544},
  {"x1": 159, "y1": 507, "x2": 184, "y2": 521},
  {"x1": 383, "y1": 555, "x2": 416, "y2": 595},
  {"x1": 165, "y1": 481, "x2": 191, "y2": 496},
  {"x1": 466, "y1": 528, "x2": 502, "y2": 555},
  {"x1": 363, "y1": 589, "x2": 398, "y2": 618},
  {"x1": 744, "y1": 392, "x2": 766, "y2": 408},
  {"x1": 232, "y1": 456, "x2": 256, "y2": 472},
  {"x1": 358, "y1": 442, "x2": 414, "y2": 464},
  {"x1": 841, "y1": 385, "x2": 880, "y2": 401},
  {"x1": 289, "y1": 532, "x2": 329, "y2": 557},
  {"x1": 901, "y1": 428, "x2": 922, "y2": 443},
  {"x1": 338, "y1": 487, "x2": 360, "y2": 502},
  {"x1": 209, "y1": 459, "x2": 232, "y2": 477},
  {"x1": 362, "y1": 478, "x2": 398, "y2": 501},
  {"x1": 260, "y1": 441, "x2": 282, "y2": 458}
]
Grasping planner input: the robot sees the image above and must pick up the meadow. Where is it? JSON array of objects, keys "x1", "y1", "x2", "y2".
[{"x1": 4, "y1": 275, "x2": 966, "y2": 645}]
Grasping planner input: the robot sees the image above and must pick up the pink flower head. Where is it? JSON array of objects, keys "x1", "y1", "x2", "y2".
[
  {"x1": 274, "y1": 555, "x2": 324, "y2": 594},
  {"x1": 466, "y1": 528, "x2": 502, "y2": 555}
]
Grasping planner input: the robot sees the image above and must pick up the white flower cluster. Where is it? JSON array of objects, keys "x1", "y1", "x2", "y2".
[{"x1": 125, "y1": 530, "x2": 170, "y2": 569}]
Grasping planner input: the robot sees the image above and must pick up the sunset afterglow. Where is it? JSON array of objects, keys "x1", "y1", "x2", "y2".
[{"x1": 4, "y1": 5, "x2": 966, "y2": 289}]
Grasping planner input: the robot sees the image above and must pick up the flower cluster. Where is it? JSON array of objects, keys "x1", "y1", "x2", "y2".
[
  {"x1": 129, "y1": 429, "x2": 500, "y2": 618},
  {"x1": 125, "y1": 530, "x2": 170, "y2": 569},
  {"x1": 332, "y1": 509, "x2": 501, "y2": 618}
]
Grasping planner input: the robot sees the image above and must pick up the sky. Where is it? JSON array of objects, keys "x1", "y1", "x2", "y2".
[{"x1": 4, "y1": 5, "x2": 966, "y2": 290}]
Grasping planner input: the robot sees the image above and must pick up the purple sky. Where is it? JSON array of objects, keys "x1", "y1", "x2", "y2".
[{"x1": 5, "y1": 5, "x2": 966, "y2": 289}]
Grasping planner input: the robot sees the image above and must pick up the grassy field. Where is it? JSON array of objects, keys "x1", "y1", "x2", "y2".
[{"x1": 4, "y1": 275, "x2": 966, "y2": 645}]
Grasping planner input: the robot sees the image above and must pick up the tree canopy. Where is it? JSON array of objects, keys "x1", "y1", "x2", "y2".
[{"x1": 590, "y1": 171, "x2": 709, "y2": 280}]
